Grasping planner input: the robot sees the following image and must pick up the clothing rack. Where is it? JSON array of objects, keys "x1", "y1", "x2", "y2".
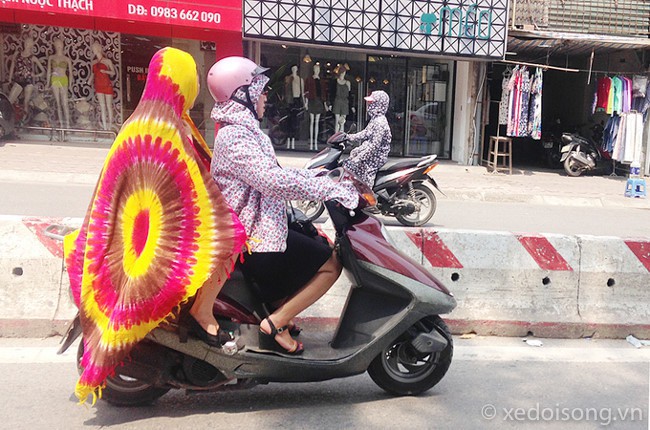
[{"x1": 497, "y1": 59, "x2": 579, "y2": 73}]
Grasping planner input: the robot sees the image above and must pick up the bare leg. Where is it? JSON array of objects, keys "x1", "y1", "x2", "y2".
[
  {"x1": 61, "y1": 89, "x2": 71, "y2": 128},
  {"x1": 314, "y1": 114, "x2": 320, "y2": 151},
  {"x1": 260, "y1": 251, "x2": 342, "y2": 350},
  {"x1": 189, "y1": 255, "x2": 235, "y2": 336},
  {"x1": 106, "y1": 94, "x2": 114, "y2": 128},
  {"x1": 309, "y1": 113, "x2": 315, "y2": 150},
  {"x1": 8, "y1": 83, "x2": 22, "y2": 105},
  {"x1": 52, "y1": 86, "x2": 64, "y2": 128},
  {"x1": 98, "y1": 95, "x2": 107, "y2": 130},
  {"x1": 23, "y1": 84, "x2": 34, "y2": 117}
]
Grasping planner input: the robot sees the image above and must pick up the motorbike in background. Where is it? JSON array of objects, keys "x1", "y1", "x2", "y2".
[
  {"x1": 294, "y1": 132, "x2": 442, "y2": 227},
  {"x1": 560, "y1": 132, "x2": 611, "y2": 177}
]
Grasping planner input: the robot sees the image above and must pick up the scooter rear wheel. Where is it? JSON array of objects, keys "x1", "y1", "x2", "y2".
[
  {"x1": 367, "y1": 316, "x2": 452, "y2": 396},
  {"x1": 76, "y1": 341, "x2": 170, "y2": 406},
  {"x1": 563, "y1": 154, "x2": 584, "y2": 177},
  {"x1": 395, "y1": 183, "x2": 437, "y2": 227}
]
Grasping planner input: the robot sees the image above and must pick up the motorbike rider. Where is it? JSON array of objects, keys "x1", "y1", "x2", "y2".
[
  {"x1": 201, "y1": 56, "x2": 359, "y2": 355},
  {"x1": 341, "y1": 90, "x2": 392, "y2": 187}
]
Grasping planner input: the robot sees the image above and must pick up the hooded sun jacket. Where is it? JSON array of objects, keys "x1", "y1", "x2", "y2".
[
  {"x1": 210, "y1": 74, "x2": 358, "y2": 253},
  {"x1": 342, "y1": 90, "x2": 392, "y2": 187}
]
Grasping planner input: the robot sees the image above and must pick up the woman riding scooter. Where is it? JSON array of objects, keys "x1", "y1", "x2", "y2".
[
  {"x1": 341, "y1": 90, "x2": 392, "y2": 187},
  {"x1": 201, "y1": 56, "x2": 359, "y2": 355}
]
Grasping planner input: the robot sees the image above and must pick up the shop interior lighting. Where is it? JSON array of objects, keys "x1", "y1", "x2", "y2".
[{"x1": 303, "y1": 51, "x2": 312, "y2": 63}]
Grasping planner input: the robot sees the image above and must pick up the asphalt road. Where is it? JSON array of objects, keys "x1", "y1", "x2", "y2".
[
  {"x1": 1, "y1": 336, "x2": 648, "y2": 429},
  {"x1": 4, "y1": 178, "x2": 648, "y2": 237}
]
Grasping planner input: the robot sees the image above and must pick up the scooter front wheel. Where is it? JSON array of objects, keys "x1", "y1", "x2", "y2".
[
  {"x1": 367, "y1": 316, "x2": 452, "y2": 396},
  {"x1": 292, "y1": 200, "x2": 325, "y2": 221},
  {"x1": 76, "y1": 341, "x2": 170, "y2": 406}
]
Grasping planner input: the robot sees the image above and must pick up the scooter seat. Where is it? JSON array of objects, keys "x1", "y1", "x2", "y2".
[{"x1": 379, "y1": 158, "x2": 422, "y2": 173}]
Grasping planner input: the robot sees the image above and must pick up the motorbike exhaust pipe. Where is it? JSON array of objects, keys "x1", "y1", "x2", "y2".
[{"x1": 571, "y1": 152, "x2": 595, "y2": 168}]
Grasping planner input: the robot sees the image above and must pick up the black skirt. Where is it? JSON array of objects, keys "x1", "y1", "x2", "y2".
[{"x1": 237, "y1": 229, "x2": 332, "y2": 303}]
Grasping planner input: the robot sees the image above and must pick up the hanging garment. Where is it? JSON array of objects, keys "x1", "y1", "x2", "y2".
[
  {"x1": 527, "y1": 67, "x2": 543, "y2": 140},
  {"x1": 623, "y1": 77, "x2": 633, "y2": 113},
  {"x1": 517, "y1": 67, "x2": 531, "y2": 137},
  {"x1": 506, "y1": 65, "x2": 521, "y2": 136},
  {"x1": 611, "y1": 76, "x2": 623, "y2": 114},
  {"x1": 622, "y1": 112, "x2": 643, "y2": 164},
  {"x1": 602, "y1": 114, "x2": 620, "y2": 153},
  {"x1": 606, "y1": 77, "x2": 615, "y2": 114},
  {"x1": 498, "y1": 71, "x2": 510, "y2": 125},
  {"x1": 595, "y1": 77, "x2": 611, "y2": 112}
]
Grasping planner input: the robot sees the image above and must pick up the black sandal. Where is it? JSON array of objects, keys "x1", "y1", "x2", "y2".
[
  {"x1": 179, "y1": 314, "x2": 234, "y2": 348},
  {"x1": 259, "y1": 318, "x2": 304, "y2": 355}
]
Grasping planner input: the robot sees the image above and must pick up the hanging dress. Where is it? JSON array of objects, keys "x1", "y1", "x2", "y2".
[{"x1": 527, "y1": 67, "x2": 543, "y2": 140}]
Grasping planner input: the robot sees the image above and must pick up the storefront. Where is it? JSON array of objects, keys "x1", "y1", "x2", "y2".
[
  {"x1": 243, "y1": 0, "x2": 509, "y2": 159},
  {"x1": 0, "y1": 1, "x2": 243, "y2": 141},
  {"x1": 484, "y1": 31, "x2": 650, "y2": 173}
]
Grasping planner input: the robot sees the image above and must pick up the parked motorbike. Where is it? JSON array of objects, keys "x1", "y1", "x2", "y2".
[
  {"x1": 294, "y1": 132, "x2": 442, "y2": 227},
  {"x1": 0, "y1": 91, "x2": 16, "y2": 139},
  {"x1": 58, "y1": 169, "x2": 456, "y2": 406},
  {"x1": 560, "y1": 132, "x2": 610, "y2": 177}
]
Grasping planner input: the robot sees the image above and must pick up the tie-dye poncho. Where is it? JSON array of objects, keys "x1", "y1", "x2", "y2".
[{"x1": 63, "y1": 47, "x2": 247, "y2": 404}]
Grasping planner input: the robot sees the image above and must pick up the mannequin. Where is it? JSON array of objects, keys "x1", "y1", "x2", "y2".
[
  {"x1": 8, "y1": 37, "x2": 46, "y2": 119},
  {"x1": 305, "y1": 63, "x2": 328, "y2": 150},
  {"x1": 89, "y1": 42, "x2": 115, "y2": 130},
  {"x1": 284, "y1": 65, "x2": 305, "y2": 149},
  {"x1": 332, "y1": 68, "x2": 351, "y2": 133},
  {"x1": 46, "y1": 38, "x2": 73, "y2": 128}
]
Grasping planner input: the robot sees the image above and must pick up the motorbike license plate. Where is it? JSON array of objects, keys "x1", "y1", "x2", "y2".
[
  {"x1": 542, "y1": 141, "x2": 554, "y2": 149},
  {"x1": 560, "y1": 145, "x2": 571, "y2": 153}
]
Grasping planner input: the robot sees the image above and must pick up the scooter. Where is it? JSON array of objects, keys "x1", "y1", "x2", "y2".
[
  {"x1": 294, "y1": 132, "x2": 443, "y2": 227},
  {"x1": 560, "y1": 132, "x2": 610, "y2": 177},
  {"x1": 58, "y1": 169, "x2": 456, "y2": 406}
]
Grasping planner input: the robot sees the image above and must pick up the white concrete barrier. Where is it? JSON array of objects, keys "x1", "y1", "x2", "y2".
[
  {"x1": 0, "y1": 215, "x2": 77, "y2": 337},
  {"x1": 1, "y1": 216, "x2": 649, "y2": 339},
  {"x1": 577, "y1": 235, "x2": 650, "y2": 333}
]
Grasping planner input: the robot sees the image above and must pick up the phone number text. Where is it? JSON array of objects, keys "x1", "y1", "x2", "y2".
[{"x1": 127, "y1": 4, "x2": 221, "y2": 24}]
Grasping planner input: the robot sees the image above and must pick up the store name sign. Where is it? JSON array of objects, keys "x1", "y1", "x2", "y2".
[
  {"x1": 1, "y1": 0, "x2": 93, "y2": 11},
  {"x1": 1, "y1": 0, "x2": 242, "y2": 32},
  {"x1": 420, "y1": 5, "x2": 493, "y2": 40}
]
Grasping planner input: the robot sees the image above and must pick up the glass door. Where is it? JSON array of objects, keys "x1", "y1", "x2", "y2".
[{"x1": 404, "y1": 60, "x2": 452, "y2": 158}]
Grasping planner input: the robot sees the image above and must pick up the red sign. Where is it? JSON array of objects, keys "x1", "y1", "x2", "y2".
[{"x1": 1, "y1": 0, "x2": 242, "y2": 33}]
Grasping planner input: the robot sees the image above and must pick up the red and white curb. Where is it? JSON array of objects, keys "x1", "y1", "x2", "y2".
[{"x1": 2, "y1": 216, "x2": 650, "y2": 339}]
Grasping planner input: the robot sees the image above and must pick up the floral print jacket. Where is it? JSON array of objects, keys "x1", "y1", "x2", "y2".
[
  {"x1": 210, "y1": 74, "x2": 358, "y2": 253},
  {"x1": 343, "y1": 90, "x2": 392, "y2": 186}
]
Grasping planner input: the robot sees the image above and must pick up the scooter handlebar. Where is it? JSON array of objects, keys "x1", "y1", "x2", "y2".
[{"x1": 326, "y1": 168, "x2": 376, "y2": 210}]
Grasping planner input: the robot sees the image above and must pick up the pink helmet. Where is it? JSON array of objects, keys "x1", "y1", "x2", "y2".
[{"x1": 207, "y1": 56, "x2": 269, "y2": 102}]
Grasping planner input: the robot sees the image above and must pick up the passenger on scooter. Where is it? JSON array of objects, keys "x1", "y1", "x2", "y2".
[
  {"x1": 200, "y1": 56, "x2": 359, "y2": 355},
  {"x1": 341, "y1": 90, "x2": 392, "y2": 187}
]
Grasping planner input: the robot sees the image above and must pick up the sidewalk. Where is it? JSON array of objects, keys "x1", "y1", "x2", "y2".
[{"x1": 0, "y1": 138, "x2": 648, "y2": 209}]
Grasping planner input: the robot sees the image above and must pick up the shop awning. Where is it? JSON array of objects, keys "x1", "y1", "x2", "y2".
[{"x1": 507, "y1": 29, "x2": 650, "y2": 57}]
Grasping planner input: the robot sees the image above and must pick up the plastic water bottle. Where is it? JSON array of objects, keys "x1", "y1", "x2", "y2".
[{"x1": 630, "y1": 161, "x2": 640, "y2": 177}]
